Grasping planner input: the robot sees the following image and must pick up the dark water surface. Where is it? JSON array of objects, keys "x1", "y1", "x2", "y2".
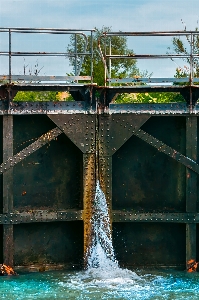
[{"x1": 0, "y1": 269, "x2": 199, "y2": 300}]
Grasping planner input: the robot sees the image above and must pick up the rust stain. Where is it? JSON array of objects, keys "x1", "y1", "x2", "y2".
[
  {"x1": 83, "y1": 154, "x2": 96, "y2": 266},
  {"x1": 187, "y1": 259, "x2": 198, "y2": 272},
  {"x1": 0, "y1": 264, "x2": 17, "y2": 276}
]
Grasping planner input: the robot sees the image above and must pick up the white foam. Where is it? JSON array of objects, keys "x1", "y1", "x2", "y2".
[{"x1": 85, "y1": 180, "x2": 140, "y2": 283}]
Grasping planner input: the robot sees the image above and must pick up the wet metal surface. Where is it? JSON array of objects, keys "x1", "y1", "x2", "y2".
[
  {"x1": 0, "y1": 28, "x2": 199, "y2": 270},
  {"x1": 1, "y1": 111, "x2": 198, "y2": 269},
  {"x1": 14, "y1": 221, "x2": 83, "y2": 266},
  {"x1": 113, "y1": 223, "x2": 186, "y2": 268}
]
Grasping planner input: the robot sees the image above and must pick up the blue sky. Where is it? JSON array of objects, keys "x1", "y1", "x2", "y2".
[
  {"x1": 0, "y1": 0, "x2": 199, "y2": 78},
  {"x1": 0, "y1": 0, "x2": 198, "y2": 31}
]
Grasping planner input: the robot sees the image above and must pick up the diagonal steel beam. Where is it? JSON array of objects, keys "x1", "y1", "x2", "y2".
[
  {"x1": 0, "y1": 127, "x2": 62, "y2": 175},
  {"x1": 135, "y1": 129, "x2": 199, "y2": 174}
]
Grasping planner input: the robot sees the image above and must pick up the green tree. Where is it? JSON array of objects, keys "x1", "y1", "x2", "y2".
[
  {"x1": 68, "y1": 27, "x2": 185, "y2": 103},
  {"x1": 168, "y1": 26, "x2": 199, "y2": 79},
  {"x1": 67, "y1": 26, "x2": 140, "y2": 86}
]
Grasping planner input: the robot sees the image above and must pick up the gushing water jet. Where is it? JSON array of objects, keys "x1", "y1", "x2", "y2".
[{"x1": 85, "y1": 180, "x2": 139, "y2": 280}]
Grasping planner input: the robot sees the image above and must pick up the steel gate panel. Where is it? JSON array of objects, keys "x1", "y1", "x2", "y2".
[
  {"x1": 14, "y1": 221, "x2": 83, "y2": 269},
  {"x1": 1, "y1": 28, "x2": 199, "y2": 272},
  {"x1": 112, "y1": 136, "x2": 186, "y2": 212},
  {"x1": 113, "y1": 223, "x2": 186, "y2": 268},
  {"x1": 0, "y1": 110, "x2": 198, "y2": 270},
  {"x1": 12, "y1": 116, "x2": 83, "y2": 212}
]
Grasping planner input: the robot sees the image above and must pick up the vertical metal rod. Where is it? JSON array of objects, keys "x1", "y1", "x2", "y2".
[
  {"x1": 9, "y1": 29, "x2": 11, "y2": 84},
  {"x1": 74, "y1": 33, "x2": 77, "y2": 77},
  {"x1": 104, "y1": 34, "x2": 107, "y2": 87},
  {"x1": 189, "y1": 33, "x2": 194, "y2": 112},
  {"x1": 190, "y1": 32, "x2": 193, "y2": 85},
  {"x1": 109, "y1": 38, "x2": 111, "y2": 87},
  {"x1": 90, "y1": 30, "x2": 93, "y2": 84}
]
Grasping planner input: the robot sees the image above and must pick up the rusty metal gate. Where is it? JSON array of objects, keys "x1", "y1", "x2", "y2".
[{"x1": 0, "y1": 28, "x2": 199, "y2": 271}]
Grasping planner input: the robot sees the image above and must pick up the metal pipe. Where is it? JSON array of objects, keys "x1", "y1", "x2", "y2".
[
  {"x1": 109, "y1": 38, "x2": 111, "y2": 87},
  {"x1": 77, "y1": 35, "x2": 89, "y2": 77},
  {"x1": 0, "y1": 27, "x2": 95, "y2": 33},
  {"x1": 74, "y1": 34, "x2": 77, "y2": 76},
  {"x1": 90, "y1": 30, "x2": 93, "y2": 84},
  {"x1": 98, "y1": 36, "x2": 109, "y2": 81},
  {"x1": 102, "y1": 31, "x2": 199, "y2": 37},
  {"x1": 104, "y1": 33, "x2": 107, "y2": 87},
  {"x1": 105, "y1": 54, "x2": 191, "y2": 59},
  {"x1": 8, "y1": 29, "x2": 11, "y2": 84},
  {"x1": 190, "y1": 33, "x2": 194, "y2": 85},
  {"x1": 0, "y1": 52, "x2": 90, "y2": 56}
]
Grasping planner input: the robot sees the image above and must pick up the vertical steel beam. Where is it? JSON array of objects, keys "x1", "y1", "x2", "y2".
[
  {"x1": 3, "y1": 115, "x2": 13, "y2": 266},
  {"x1": 83, "y1": 153, "x2": 96, "y2": 266},
  {"x1": 186, "y1": 117, "x2": 197, "y2": 268}
]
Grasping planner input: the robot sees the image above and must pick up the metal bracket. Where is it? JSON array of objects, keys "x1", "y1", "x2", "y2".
[
  {"x1": 98, "y1": 115, "x2": 150, "y2": 156},
  {"x1": 98, "y1": 88, "x2": 118, "y2": 107},
  {"x1": 180, "y1": 86, "x2": 199, "y2": 106},
  {"x1": 48, "y1": 114, "x2": 96, "y2": 153}
]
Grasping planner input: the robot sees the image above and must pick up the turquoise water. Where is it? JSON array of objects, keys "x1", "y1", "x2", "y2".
[
  {"x1": 0, "y1": 269, "x2": 199, "y2": 299},
  {"x1": 2, "y1": 183, "x2": 197, "y2": 299}
]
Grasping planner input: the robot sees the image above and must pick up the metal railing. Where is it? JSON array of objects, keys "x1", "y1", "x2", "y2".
[
  {"x1": 98, "y1": 31, "x2": 199, "y2": 86},
  {"x1": 0, "y1": 27, "x2": 95, "y2": 85}
]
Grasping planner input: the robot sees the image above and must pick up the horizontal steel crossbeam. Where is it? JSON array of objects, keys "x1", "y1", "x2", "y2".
[
  {"x1": 109, "y1": 103, "x2": 189, "y2": 114},
  {"x1": 0, "y1": 210, "x2": 198, "y2": 224},
  {"x1": 0, "y1": 210, "x2": 83, "y2": 224},
  {"x1": 9, "y1": 101, "x2": 87, "y2": 114},
  {"x1": 113, "y1": 211, "x2": 199, "y2": 223}
]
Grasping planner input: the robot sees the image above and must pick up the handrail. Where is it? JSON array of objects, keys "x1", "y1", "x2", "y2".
[
  {"x1": 98, "y1": 31, "x2": 199, "y2": 86},
  {"x1": 0, "y1": 27, "x2": 96, "y2": 85}
]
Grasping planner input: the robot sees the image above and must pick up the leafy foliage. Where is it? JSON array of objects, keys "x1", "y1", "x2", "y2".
[
  {"x1": 116, "y1": 92, "x2": 184, "y2": 103},
  {"x1": 13, "y1": 91, "x2": 74, "y2": 101},
  {"x1": 13, "y1": 91, "x2": 58, "y2": 101},
  {"x1": 67, "y1": 26, "x2": 139, "y2": 86},
  {"x1": 12, "y1": 27, "x2": 188, "y2": 103},
  {"x1": 170, "y1": 26, "x2": 199, "y2": 78}
]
